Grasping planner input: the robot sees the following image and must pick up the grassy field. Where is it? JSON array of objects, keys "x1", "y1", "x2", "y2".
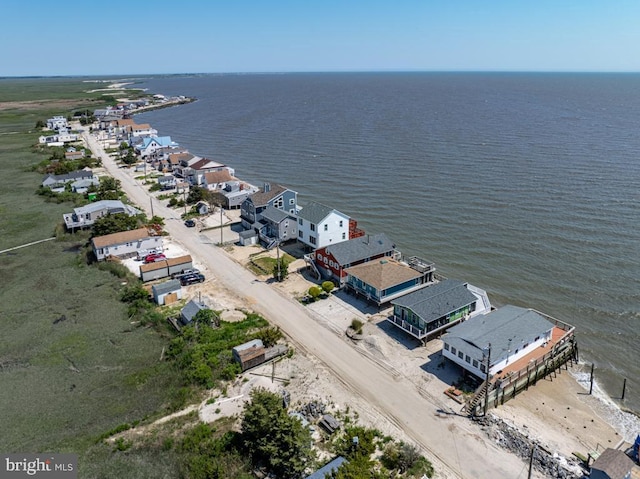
[{"x1": 0, "y1": 78, "x2": 186, "y2": 477}]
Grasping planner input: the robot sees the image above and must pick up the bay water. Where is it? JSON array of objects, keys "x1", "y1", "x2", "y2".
[{"x1": 136, "y1": 72, "x2": 640, "y2": 436}]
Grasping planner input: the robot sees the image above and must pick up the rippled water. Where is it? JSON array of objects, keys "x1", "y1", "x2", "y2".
[{"x1": 136, "y1": 72, "x2": 640, "y2": 422}]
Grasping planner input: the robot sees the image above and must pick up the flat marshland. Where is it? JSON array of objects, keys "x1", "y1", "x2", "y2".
[{"x1": 0, "y1": 78, "x2": 185, "y2": 477}]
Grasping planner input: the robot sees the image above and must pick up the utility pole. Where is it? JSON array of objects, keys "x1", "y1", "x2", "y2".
[
  {"x1": 527, "y1": 444, "x2": 536, "y2": 479},
  {"x1": 150, "y1": 197, "x2": 154, "y2": 219},
  {"x1": 484, "y1": 343, "x2": 492, "y2": 416},
  {"x1": 276, "y1": 244, "x2": 281, "y2": 281},
  {"x1": 219, "y1": 203, "x2": 223, "y2": 245}
]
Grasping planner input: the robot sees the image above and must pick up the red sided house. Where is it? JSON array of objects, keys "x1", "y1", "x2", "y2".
[{"x1": 314, "y1": 233, "x2": 399, "y2": 287}]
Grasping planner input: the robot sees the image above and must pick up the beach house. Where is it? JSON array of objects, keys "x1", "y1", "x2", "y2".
[
  {"x1": 63, "y1": 200, "x2": 141, "y2": 230},
  {"x1": 314, "y1": 233, "x2": 398, "y2": 286},
  {"x1": 388, "y1": 279, "x2": 492, "y2": 342},
  {"x1": 441, "y1": 305, "x2": 555, "y2": 378},
  {"x1": 344, "y1": 256, "x2": 436, "y2": 306},
  {"x1": 296, "y1": 201, "x2": 364, "y2": 251},
  {"x1": 240, "y1": 183, "x2": 299, "y2": 230},
  {"x1": 91, "y1": 227, "x2": 162, "y2": 261}
]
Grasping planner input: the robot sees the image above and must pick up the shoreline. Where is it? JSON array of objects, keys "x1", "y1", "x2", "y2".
[{"x1": 87, "y1": 86, "x2": 637, "y2": 476}]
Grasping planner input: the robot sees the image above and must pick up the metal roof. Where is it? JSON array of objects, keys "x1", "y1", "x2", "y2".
[
  {"x1": 443, "y1": 305, "x2": 555, "y2": 365},
  {"x1": 323, "y1": 233, "x2": 395, "y2": 266},
  {"x1": 391, "y1": 279, "x2": 477, "y2": 324}
]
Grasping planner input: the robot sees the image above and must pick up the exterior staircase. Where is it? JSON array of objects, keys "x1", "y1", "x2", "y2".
[{"x1": 463, "y1": 379, "x2": 490, "y2": 415}]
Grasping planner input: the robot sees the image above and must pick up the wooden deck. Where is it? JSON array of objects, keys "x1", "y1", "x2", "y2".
[{"x1": 495, "y1": 326, "x2": 567, "y2": 380}]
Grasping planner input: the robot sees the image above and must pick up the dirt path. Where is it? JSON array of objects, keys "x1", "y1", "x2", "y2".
[{"x1": 82, "y1": 129, "x2": 543, "y2": 479}]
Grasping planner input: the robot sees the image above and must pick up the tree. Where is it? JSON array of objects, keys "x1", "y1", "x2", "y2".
[
  {"x1": 241, "y1": 389, "x2": 314, "y2": 479},
  {"x1": 193, "y1": 309, "x2": 219, "y2": 329},
  {"x1": 121, "y1": 149, "x2": 137, "y2": 165},
  {"x1": 186, "y1": 186, "x2": 206, "y2": 205},
  {"x1": 272, "y1": 258, "x2": 289, "y2": 282},
  {"x1": 35, "y1": 120, "x2": 45, "y2": 129},
  {"x1": 322, "y1": 281, "x2": 335, "y2": 294},
  {"x1": 97, "y1": 176, "x2": 122, "y2": 200},
  {"x1": 92, "y1": 213, "x2": 139, "y2": 236}
]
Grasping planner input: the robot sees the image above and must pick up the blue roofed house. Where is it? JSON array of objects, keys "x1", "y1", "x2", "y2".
[
  {"x1": 314, "y1": 233, "x2": 399, "y2": 286},
  {"x1": 344, "y1": 256, "x2": 436, "y2": 306},
  {"x1": 441, "y1": 305, "x2": 556, "y2": 378},
  {"x1": 257, "y1": 206, "x2": 298, "y2": 248},
  {"x1": 240, "y1": 183, "x2": 299, "y2": 231},
  {"x1": 135, "y1": 136, "x2": 179, "y2": 159},
  {"x1": 389, "y1": 279, "x2": 492, "y2": 343}
]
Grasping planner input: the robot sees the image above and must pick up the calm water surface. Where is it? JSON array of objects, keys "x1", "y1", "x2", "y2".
[{"x1": 136, "y1": 73, "x2": 640, "y2": 430}]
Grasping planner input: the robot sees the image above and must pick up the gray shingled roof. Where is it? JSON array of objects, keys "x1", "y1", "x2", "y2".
[
  {"x1": 248, "y1": 184, "x2": 287, "y2": 207},
  {"x1": 591, "y1": 448, "x2": 635, "y2": 479},
  {"x1": 260, "y1": 206, "x2": 292, "y2": 224},
  {"x1": 152, "y1": 279, "x2": 181, "y2": 296},
  {"x1": 297, "y1": 201, "x2": 342, "y2": 225},
  {"x1": 443, "y1": 305, "x2": 555, "y2": 365},
  {"x1": 324, "y1": 233, "x2": 395, "y2": 266},
  {"x1": 180, "y1": 299, "x2": 209, "y2": 324},
  {"x1": 391, "y1": 279, "x2": 477, "y2": 324}
]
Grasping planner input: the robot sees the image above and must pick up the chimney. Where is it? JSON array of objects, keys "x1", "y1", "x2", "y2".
[{"x1": 263, "y1": 183, "x2": 271, "y2": 193}]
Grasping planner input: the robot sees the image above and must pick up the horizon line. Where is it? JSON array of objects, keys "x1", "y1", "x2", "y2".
[{"x1": 2, "y1": 69, "x2": 640, "y2": 80}]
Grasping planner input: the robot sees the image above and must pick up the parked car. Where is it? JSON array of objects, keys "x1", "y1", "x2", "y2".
[
  {"x1": 171, "y1": 268, "x2": 200, "y2": 279},
  {"x1": 184, "y1": 219, "x2": 196, "y2": 227},
  {"x1": 144, "y1": 253, "x2": 166, "y2": 263},
  {"x1": 180, "y1": 273, "x2": 205, "y2": 286}
]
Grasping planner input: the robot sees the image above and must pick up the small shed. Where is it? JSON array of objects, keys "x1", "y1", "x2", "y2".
[
  {"x1": 196, "y1": 201, "x2": 209, "y2": 215},
  {"x1": 318, "y1": 414, "x2": 341, "y2": 434},
  {"x1": 180, "y1": 299, "x2": 209, "y2": 326},
  {"x1": 232, "y1": 339, "x2": 266, "y2": 371},
  {"x1": 140, "y1": 255, "x2": 193, "y2": 282},
  {"x1": 152, "y1": 279, "x2": 182, "y2": 305},
  {"x1": 239, "y1": 229, "x2": 258, "y2": 246}
]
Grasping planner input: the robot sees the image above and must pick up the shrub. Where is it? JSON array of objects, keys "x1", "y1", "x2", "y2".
[
  {"x1": 321, "y1": 281, "x2": 335, "y2": 294},
  {"x1": 350, "y1": 319, "x2": 364, "y2": 334},
  {"x1": 308, "y1": 286, "x2": 322, "y2": 300}
]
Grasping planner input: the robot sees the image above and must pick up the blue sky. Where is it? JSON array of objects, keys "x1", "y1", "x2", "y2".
[{"x1": 1, "y1": 0, "x2": 639, "y2": 76}]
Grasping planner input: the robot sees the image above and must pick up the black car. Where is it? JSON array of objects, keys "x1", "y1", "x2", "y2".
[
  {"x1": 184, "y1": 219, "x2": 196, "y2": 228},
  {"x1": 180, "y1": 273, "x2": 205, "y2": 286}
]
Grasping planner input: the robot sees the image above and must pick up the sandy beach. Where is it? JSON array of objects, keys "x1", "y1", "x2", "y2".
[{"x1": 80, "y1": 123, "x2": 635, "y2": 478}]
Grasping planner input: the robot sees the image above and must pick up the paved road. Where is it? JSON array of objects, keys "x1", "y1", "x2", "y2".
[{"x1": 84, "y1": 130, "x2": 540, "y2": 479}]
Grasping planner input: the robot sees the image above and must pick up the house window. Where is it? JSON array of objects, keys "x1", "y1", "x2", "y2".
[
  {"x1": 457, "y1": 351, "x2": 463, "y2": 359},
  {"x1": 342, "y1": 232, "x2": 346, "y2": 240},
  {"x1": 309, "y1": 236, "x2": 316, "y2": 245},
  {"x1": 480, "y1": 364, "x2": 487, "y2": 373},
  {"x1": 451, "y1": 347, "x2": 457, "y2": 355},
  {"x1": 329, "y1": 260, "x2": 334, "y2": 267},
  {"x1": 310, "y1": 224, "x2": 316, "y2": 232},
  {"x1": 339, "y1": 220, "x2": 343, "y2": 227},
  {"x1": 465, "y1": 355, "x2": 471, "y2": 363},
  {"x1": 444, "y1": 343, "x2": 450, "y2": 351},
  {"x1": 324, "y1": 257, "x2": 328, "y2": 264},
  {"x1": 298, "y1": 218, "x2": 303, "y2": 225},
  {"x1": 317, "y1": 254, "x2": 323, "y2": 261},
  {"x1": 289, "y1": 198, "x2": 295, "y2": 205},
  {"x1": 472, "y1": 359, "x2": 478, "y2": 368},
  {"x1": 298, "y1": 230, "x2": 303, "y2": 238}
]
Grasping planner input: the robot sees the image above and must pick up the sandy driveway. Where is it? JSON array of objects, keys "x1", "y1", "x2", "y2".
[{"x1": 83, "y1": 129, "x2": 549, "y2": 478}]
